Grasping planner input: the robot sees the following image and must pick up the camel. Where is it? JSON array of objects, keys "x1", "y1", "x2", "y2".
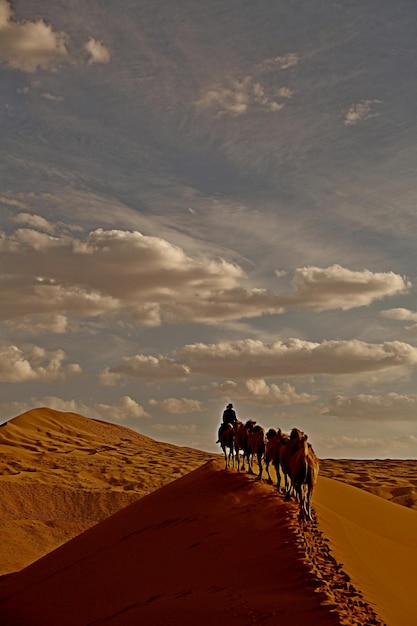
[
  {"x1": 279, "y1": 429, "x2": 300, "y2": 498},
  {"x1": 265, "y1": 428, "x2": 290, "y2": 492},
  {"x1": 247, "y1": 422, "x2": 265, "y2": 480},
  {"x1": 234, "y1": 419, "x2": 254, "y2": 472},
  {"x1": 286, "y1": 428, "x2": 319, "y2": 522},
  {"x1": 220, "y1": 423, "x2": 235, "y2": 470}
]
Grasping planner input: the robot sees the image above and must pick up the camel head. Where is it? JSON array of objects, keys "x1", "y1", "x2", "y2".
[{"x1": 266, "y1": 428, "x2": 277, "y2": 440}]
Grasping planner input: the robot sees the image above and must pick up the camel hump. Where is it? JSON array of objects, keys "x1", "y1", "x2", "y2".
[{"x1": 290, "y1": 427, "x2": 304, "y2": 440}]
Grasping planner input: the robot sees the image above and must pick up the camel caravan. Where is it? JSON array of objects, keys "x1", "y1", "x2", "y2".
[{"x1": 217, "y1": 404, "x2": 320, "y2": 522}]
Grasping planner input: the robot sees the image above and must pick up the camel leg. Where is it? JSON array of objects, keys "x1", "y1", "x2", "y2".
[
  {"x1": 222, "y1": 445, "x2": 229, "y2": 470},
  {"x1": 273, "y1": 462, "x2": 281, "y2": 492},
  {"x1": 247, "y1": 451, "x2": 254, "y2": 474},
  {"x1": 237, "y1": 450, "x2": 245, "y2": 471},
  {"x1": 298, "y1": 485, "x2": 309, "y2": 522},
  {"x1": 265, "y1": 459, "x2": 272, "y2": 483},
  {"x1": 256, "y1": 452, "x2": 263, "y2": 480},
  {"x1": 305, "y1": 485, "x2": 312, "y2": 521},
  {"x1": 240, "y1": 452, "x2": 245, "y2": 471}
]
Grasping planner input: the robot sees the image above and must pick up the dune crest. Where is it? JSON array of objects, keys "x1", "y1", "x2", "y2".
[
  {"x1": 0, "y1": 459, "x2": 388, "y2": 626},
  {"x1": 0, "y1": 407, "x2": 416, "y2": 624},
  {"x1": 0, "y1": 408, "x2": 214, "y2": 573}
]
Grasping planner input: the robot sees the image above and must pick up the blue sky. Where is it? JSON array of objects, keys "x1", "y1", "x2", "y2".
[{"x1": 1, "y1": 0, "x2": 417, "y2": 457}]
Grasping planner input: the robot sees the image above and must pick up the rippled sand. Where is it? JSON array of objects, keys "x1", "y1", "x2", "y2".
[{"x1": 0, "y1": 408, "x2": 416, "y2": 625}]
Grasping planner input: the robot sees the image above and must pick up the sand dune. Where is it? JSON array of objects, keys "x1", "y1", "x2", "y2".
[
  {"x1": 314, "y1": 477, "x2": 417, "y2": 626},
  {"x1": 0, "y1": 408, "x2": 416, "y2": 625},
  {"x1": 0, "y1": 408, "x2": 214, "y2": 574},
  {"x1": 320, "y1": 458, "x2": 417, "y2": 511},
  {"x1": 0, "y1": 458, "x2": 387, "y2": 626}
]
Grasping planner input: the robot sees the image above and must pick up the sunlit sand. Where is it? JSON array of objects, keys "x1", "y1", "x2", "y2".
[{"x1": 0, "y1": 408, "x2": 416, "y2": 625}]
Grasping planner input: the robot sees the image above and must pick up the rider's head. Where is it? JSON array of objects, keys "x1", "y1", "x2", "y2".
[{"x1": 227, "y1": 403, "x2": 233, "y2": 409}]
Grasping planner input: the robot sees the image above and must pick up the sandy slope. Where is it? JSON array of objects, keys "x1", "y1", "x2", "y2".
[
  {"x1": 0, "y1": 408, "x2": 416, "y2": 625},
  {"x1": 0, "y1": 408, "x2": 214, "y2": 574},
  {"x1": 314, "y1": 477, "x2": 417, "y2": 626},
  {"x1": 0, "y1": 459, "x2": 383, "y2": 626},
  {"x1": 320, "y1": 458, "x2": 417, "y2": 511}
]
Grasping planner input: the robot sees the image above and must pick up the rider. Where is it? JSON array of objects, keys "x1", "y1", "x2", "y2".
[{"x1": 217, "y1": 403, "x2": 237, "y2": 443}]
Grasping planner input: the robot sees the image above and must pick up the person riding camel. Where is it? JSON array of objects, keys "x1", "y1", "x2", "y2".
[{"x1": 216, "y1": 403, "x2": 237, "y2": 443}]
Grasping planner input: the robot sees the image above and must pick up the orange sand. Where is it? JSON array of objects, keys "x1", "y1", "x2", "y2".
[
  {"x1": 0, "y1": 408, "x2": 214, "y2": 574},
  {"x1": 0, "y1": 408, "x2": 416, "y2": 625}
]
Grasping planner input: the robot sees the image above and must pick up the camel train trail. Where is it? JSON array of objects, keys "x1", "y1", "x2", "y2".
[{"x1": 219, "y1": 419, "x2": 319, "y2": 522}]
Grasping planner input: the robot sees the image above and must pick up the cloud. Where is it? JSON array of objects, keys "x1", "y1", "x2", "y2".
[
  {"x1": 84, "y1": 37, "x2": 110, "y2": 64},
  {"x1": 195, "y1": 75, "x2": 285, "y2": 116},
  {"x1": 289, "y1": 265, "x2": 410, "y2": 311},
  {"x1": 0, "y1": 225, "x2": 245, "y2": 326},
  {"x1": 95, "y1": 396, "x2": 150, "y2": 420},
  {"x1": 344, "y1": 99, "x2": 381, "y2": 125},
  {"x1": 258, "y1": 53, "x2": 299, "y2": 71},
  {"x1": 0, "y1": 344, "x2": 81, "y2": 382},
  {"x1": 40, "y1": 92, "x2": 64, "y2": 102},
  {"x1": 0, "y1": 225, "x2": 410, "y2": 329},
  {"x1": 321, "y1": 392, "x2": 417, "y2": 421},
  {"x1": 0, "y1": 0, "x2": 69, "y2": 72},
  {"x1": 381, "y1": 308, "x2": 417, "y2": 331},
  {"x1": 11, "y1": 212, "x2": 55, "y2": 234},
  {"x1": 0, "y1": 195, "x2": 29, "y2": 210},
  {"x1": 210, "y1": 378, "x2": 316, "y2": 406},
  {"x1": 148, "y1": 397, "x2": 202, "y2": 414},
  {"x1": 103, "y1": 355, "x2": 190, "y2": 383},
  {"x1": 5, "y1": 314, "x2": 69, "y2": 335},
  {"x1": 176, "y1": 338, "x2": 417, "y2": 378},
  {"x1": 0, "y1": 395, "x2": 149, "y2": 423}
]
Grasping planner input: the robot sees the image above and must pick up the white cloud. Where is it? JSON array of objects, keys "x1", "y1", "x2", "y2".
[
  {"x1": 322, "y1": 392, "x2": 417, "y2": 421},
  {"x1": 40, "y1": 92, "x2": 64, "y2": 102},
  {"x1": 277, "y1": 87, "x2": 293, "y2": 99},
  {"x1": 102, "y1": 336, "x2": 417, "y2": 386},
  {"x1": 210, "y1": 378, "x2": 316, "y2": 406},
  {"x1": 0, "y1": 225, "x2": 410, "y2": 329},
  {"x1": 195, "y1": 75, "x2": 285, "y2": 116},
  {"x1": 0, "y1": 0, "x2": 69, "y2": 72},
  {"x1": 95, "y1": 396, "x2": 150, "y2": 420},
  {"x1": 344, "y1": 99, "x2": 381, "y2": 126},
  {"x1": 148, "y1": 397, "x2": 202, "y2": 414},
  {"x1": 12, "y1": 212, "x2": 55, "y2": 234},
  {"x1": 290, "y1": 264, "x2": 410, "y2": 311},
  {"x1": 106, "y1": 355, "x2": 190, "y2": 382},
  {"x1": 99, "y1": 367, "x2": 122, "y2": 387},
  {"x1": 381, "y1": 308, "x2": 417, "y2": 322},
  {"x1": 0, "y1": 344, "x2": 81, "y2": 382},
  {"x1": 5, "y1": 314, "x2": 68, "y2": 335},
  {"x1": 258, "y1": 53, "x2": 299, "y2": 71},
  {"x1": 0, "y1": 395, "x2": 149, "y2": 422},
  {"x1": 177, "y1": 338, "x2": 417, "y2": 378},
  {"x1": 0, "y1": 195, "x2": 29, "y2": 210},
  {"x1": 381, "y1": 308, "x2": 417, "y2": 331},
  {"x1": 84, "y1": 37, "x2": 110, "y2": 64}
]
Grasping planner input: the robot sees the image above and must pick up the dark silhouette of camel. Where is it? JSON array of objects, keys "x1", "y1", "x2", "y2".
[
  {"x1": 286, "y1": 428, "x2": 319, "y2": 521},
  {"x1": 220, "y1": 423, "x2": 235, "y2": 470}
]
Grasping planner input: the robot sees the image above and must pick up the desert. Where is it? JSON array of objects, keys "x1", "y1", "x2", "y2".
[{"x1": 0, "y1": 408, "x2": 416, "y2": 626}]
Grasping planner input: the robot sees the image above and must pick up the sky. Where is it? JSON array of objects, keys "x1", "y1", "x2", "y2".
[{"x1": 1, "y1": 0, "x2": 417, "y2": 458}]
